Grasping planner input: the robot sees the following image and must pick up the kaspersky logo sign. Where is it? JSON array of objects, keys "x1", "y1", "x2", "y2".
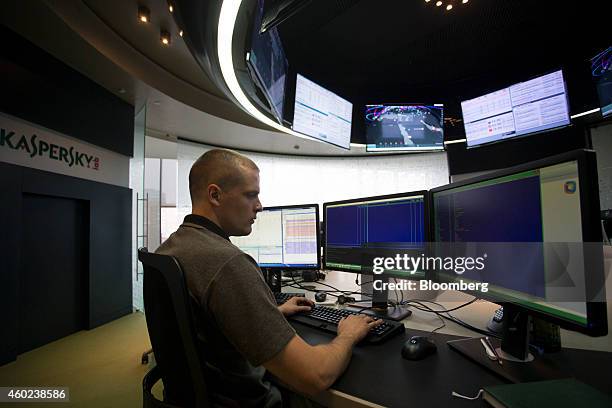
[{"x1": 1, "y1": 127, "x2": 100, "y2": 171}]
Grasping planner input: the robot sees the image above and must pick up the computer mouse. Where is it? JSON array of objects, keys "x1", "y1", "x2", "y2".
[
  {"x1": 401, "y1": 336, "x2": 437, "y2": 360},
  {"x1": 315, "y1": 292, "x2": 327, "y2": 302}
]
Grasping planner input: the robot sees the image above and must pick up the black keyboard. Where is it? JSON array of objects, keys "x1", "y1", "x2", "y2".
[
  {"x1": 288, "y1": 305, "x2": 405, "y2": 344},
  {"x1": 274, "y1": 292, "x2": 305, "y2": 305}
]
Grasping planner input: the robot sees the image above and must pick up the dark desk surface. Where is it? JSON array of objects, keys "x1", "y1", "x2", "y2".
[{"x1": 292, "y1": 322, "x2": 612, "y2": 407}]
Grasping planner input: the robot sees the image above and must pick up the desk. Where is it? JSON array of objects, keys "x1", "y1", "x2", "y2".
[
  {"x1": 284, "y1": 270, "x2": 612, "y2": 407},
  {"x1": 291, "y1": 324, "x2": 612, "y2": 407}
]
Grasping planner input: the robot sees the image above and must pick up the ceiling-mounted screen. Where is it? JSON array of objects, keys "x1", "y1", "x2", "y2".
[
  {"x1": 247, "y1": 0, "x2": 288, "y2": 124},
  {"x1": 365, "y1": 104, "x2": 444, "y2": 152},
  {"x1": 292, "y1": 74, "x2": 353, "y2": 149},
  {"x1": 461, "y1": 70, "x2": 570, "y2": 148},
  {"x1": 591, "y1": 47, "x2": 612, "y2": 118}
]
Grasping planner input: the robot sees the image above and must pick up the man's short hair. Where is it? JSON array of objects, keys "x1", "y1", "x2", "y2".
[{"x1": 189, "y1": 149, "x2": 259, "y2": 205}]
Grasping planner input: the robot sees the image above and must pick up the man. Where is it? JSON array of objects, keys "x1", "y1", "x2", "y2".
[{"x1": 157, "y1": 149, "x2": 382, "y2": 407}]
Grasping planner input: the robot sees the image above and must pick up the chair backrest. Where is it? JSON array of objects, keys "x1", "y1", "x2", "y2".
[{"x1": 138, "y1": 247, "x2": 210, "y2": 408}]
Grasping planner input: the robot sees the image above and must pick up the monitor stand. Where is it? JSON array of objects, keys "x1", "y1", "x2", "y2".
[
  {"x1": 447, "y1": 304, "x2": 570, "y2": 383},
  {"x1": 356, "y1": 275, "x2": 412, "y2": 321},
  {"x1": 263, "y1": 268, "x2": 282, "y2": 293}
]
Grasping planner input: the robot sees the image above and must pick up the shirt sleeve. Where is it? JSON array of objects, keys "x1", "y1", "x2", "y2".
[{"x1": 204, "y1": 253, "x2": 296, "y2": 366}]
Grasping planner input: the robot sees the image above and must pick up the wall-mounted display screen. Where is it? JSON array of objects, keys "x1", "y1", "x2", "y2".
[
  {"x1": 461, "y1": 70, "x2": 570, "y2": 147},
  {"x1": 591, "y1": 47, "x2": 612, "y2": 118},
  {"x1": 292, "y1": 74, "x2": 353, "y2": 149},
  {"x1": 365, "y1": 104, "x2": 444, "y2": 152},
  {"x1": 247, "y1": 0, "x2": 288, "y2": 124}
]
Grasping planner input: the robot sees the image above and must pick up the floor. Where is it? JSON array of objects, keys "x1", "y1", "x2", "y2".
[{"x1": 0, "y1": 312, "x2": 158, "y2": 407}]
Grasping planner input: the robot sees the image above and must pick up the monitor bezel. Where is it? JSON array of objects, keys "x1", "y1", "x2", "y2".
[
  {"x1": 461, "y1": 69, "x2": 572, "y2": 149},
  {"x1": 253, "y1": 203, "x2": 321, "y2": 270},
  {"x1": 323, "y1": 190, "x2": 431, "y2": 278},
  {"x1": 429, "y1": 149, "x2": 607, "y2": 336},
  {"x1": 364, "y1": 103, "x2": 446, "y2": 153}
]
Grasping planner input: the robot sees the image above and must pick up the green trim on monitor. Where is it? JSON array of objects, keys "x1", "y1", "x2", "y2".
[
  {"x1": 326, "y1": 195, "x2": 424, "y2": 209},
  {"x1": 386, "y1": 270, "x2": 427, "y2": 279},
  {"x1": 435, "y1": 169, "x2": 539, "y2": 197},
  {"x1": 489, "y1": 288, "x2": 588, "y2": 325},
  {"x1": 326, "y1": 262, "x2": 362, "y2": 271},
  {"x1": 439, "y1": 274, "x2": 588, "y2": 326}
]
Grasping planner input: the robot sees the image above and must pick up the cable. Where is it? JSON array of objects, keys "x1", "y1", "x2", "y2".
[
  {"x1": 451, "y1": 390, "x2": 483, "y2": 400},
  {"x1": 430, "y1": 313, "x2": 446, "y2": 335},
  {"x1": 287, "y1": 276, "x2": 368, "y2": 298},
  {"x1": 403, "y1": 297, "x2": 478, "y2": 313},
  {"x1": 294, "y1": 275, "x2": 374, "y2": 298},
  {"x1": 402, "y1": 298, "x2": 501, "y2": 338},
  {"x1": 354, "y1": 274, "x2": 374, "y2": 287}
]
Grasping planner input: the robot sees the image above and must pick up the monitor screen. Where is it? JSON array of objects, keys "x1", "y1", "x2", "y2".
[
  {"x1": 247, "y1": 0, "x2": 288, "y2": 124},
  {"x1": 591, "y1": 46, "x2": 612, "y2": 118},
  {"x1": 461, "y1": 70, "x2": 570, "y2": 147},
  {"x1": 232, "y1": 204, "x2": 319, "y2": 269},
  {"x1": 324, "y1": 192, "x2": 428, "y2": 277},
  {"x1": 292, "y1": 74, "x2": 353, "y2": 149},
  {"x1": 365, "y1": 104, "x2": 444, "y2": 152},
  {"x1": 431, "y1": 150, "x2": 606, "y2": 333}
]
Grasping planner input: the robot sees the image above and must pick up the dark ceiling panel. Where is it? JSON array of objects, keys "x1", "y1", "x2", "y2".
[{"x1": 277, "y1": 0, "x2": 608, "y2": 120}]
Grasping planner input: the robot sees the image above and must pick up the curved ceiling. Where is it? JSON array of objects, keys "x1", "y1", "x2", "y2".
[
  {"x1": 2, "y1": 0, "x2": 373, "y2": 155},
  {"x1": 1, "y1": 0, "x2": 607, "y2": 156}
]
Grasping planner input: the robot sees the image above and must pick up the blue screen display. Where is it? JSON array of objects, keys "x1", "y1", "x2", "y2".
[{"x1": 433, "y1": 174, "x2": 546, "y2": 298}]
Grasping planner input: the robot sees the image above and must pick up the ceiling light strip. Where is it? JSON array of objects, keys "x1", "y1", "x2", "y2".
[
  {"x1": 217, "y1": 0, "x2": 321, "y2": 143},
  {"x1": 444, "y1": 139, "x2": 467, "y2": 145},
  {"x1": 570, "y1": 108, "x2": 600, "y2": 119}
]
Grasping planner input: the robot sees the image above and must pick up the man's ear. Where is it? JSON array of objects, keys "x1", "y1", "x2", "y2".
[{"x1": 208, "y1": 184, "x2": 222, "y2": 206}]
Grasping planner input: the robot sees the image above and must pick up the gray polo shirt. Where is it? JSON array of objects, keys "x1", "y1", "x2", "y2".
[{"x1": 156, "y1": 214, "x2": 296, "y2": 407}]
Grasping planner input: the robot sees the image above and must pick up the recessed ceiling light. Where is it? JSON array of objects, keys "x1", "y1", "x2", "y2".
[
  {"x1": 446, "y1": 4, "x2": 453, "y2": 10},
  {"x1": 138, "y1": 6, "x2": 150, "y2": 23},
  {"x1": 435, "y1": 1, "x2": 442, "y2": 6},
  {"x1": 179, "y1": 29, "x2": 183, "y2": 37},
  {"x1": 168, "y1": 3, "x2": 174, "y2": 13},
  {"x1": 160, "y1": 29, "x2": 171, "y2": 46},
  {"x1": 462, "y1": 0, "x2": 468, "y2": 3}
]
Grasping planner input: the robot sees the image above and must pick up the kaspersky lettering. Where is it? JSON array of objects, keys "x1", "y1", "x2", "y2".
[{"x1": 1, "y1": 128, "x2": 100, "y2": 170}]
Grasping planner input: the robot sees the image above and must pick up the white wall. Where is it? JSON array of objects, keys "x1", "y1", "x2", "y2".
[
  {"x1": 176, "y1": 139, "x2": 450, "y2": 218},
  {"x1": 591, "y1": 122, "x2": 612, "y2": 211}
]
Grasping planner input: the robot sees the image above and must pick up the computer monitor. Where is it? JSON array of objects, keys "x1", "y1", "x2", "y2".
[
  {"x1": 461, "y1": 70, "x2": 571, "y2": 147},
  {"x1": 232, "y1": 204, "x2": 320, "y2": 269},
  {"x1": 591, "y1": 46, "x2": 612, "y2": 118},
  {"x1": 292, "y1": 74, "x2": 353, "y2": 149},
  {"x1": 431, "y1": 149, "x2": 607, "y2": 372},
  {"x1": 365, "y1": 104, "x2": 445, "y2": 152},
  {"x1": 246, "y1": 0, "x2": 288, "y2": 124},
  {"x1": 323, "y1": 192, "x2": 429, "y2": 320}
]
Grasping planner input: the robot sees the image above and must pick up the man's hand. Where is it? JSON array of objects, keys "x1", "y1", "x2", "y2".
[
  {"x1": 337, "y1": 314, "x2": 384, "y2": 345},
  {"x1": 278, "y1": 296, "x2": 314, "y2": 317}
]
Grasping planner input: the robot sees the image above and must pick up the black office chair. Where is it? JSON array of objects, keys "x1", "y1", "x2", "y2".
[{"x1": 138, "y1": 247, "x2": 210, "y2": 408}]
